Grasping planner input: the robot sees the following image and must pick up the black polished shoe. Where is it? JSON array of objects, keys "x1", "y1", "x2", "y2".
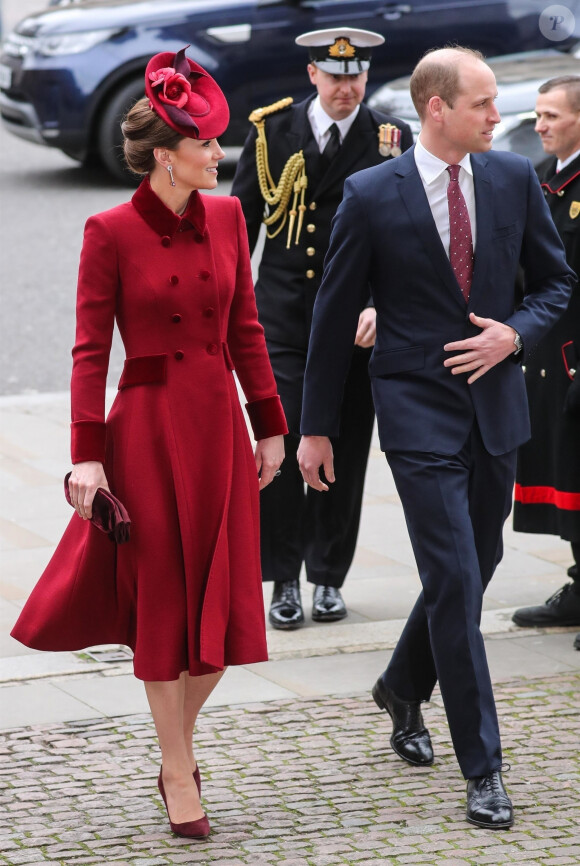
[
  {"x1": 574, "y1": 633, "x2": 580, "y2": 650},
  {"x1": 268, "y1": 580, "x2": 304, "y2": 630},
  {"x1": 512, "y1": 583, "x2": 580, "y2": 628},
  {"x1": 466, "y1": 770, "x2": 514, "y2": 829},
  {"x1": 311, "y1": 585, "x2": 347, "y2": 622},
  {"x1": 371, "y1": 676, "x2": 433, "y2": 766}
]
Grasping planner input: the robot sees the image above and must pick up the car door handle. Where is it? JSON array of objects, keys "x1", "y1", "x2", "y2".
[{"x1": 380, "y1": 4, "x2": 412, "y2": 19}]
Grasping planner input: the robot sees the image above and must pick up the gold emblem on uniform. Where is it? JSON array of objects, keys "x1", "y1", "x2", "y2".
[
  {"x1": 570, "y1": 200, "x2": 580, "y2": 219},
  {"x1": 328, "y1": 38, "x2": 356, "y2": 59},
  {"x1": 378, "y1": 123, "x2": 402, "y2": 157}
]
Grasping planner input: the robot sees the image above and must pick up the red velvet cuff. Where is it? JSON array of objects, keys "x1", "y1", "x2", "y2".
[
  {"x1": 245, "y1": 396, "x2": 288, "y2": 441},
  {"x1": 71, "y1": 421, "x2": 107, "y2": 464}
]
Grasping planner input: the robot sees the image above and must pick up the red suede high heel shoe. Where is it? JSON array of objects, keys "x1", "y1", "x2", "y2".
[{"x1": 157, "y1": 769, "x2": 210, "y2": 838}]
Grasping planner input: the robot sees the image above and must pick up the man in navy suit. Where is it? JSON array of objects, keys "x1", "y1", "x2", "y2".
[{"x1": 298, "y1": 47, "x2": 574, "y2": 828}]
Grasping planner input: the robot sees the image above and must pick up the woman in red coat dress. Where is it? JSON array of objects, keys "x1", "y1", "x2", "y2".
[{"x1": 11, "y1": 49, "x2": 287, "y2": 838}]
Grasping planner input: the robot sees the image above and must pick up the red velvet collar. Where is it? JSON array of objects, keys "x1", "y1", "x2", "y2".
[{"x1": 131, "y1": 176, "x2": 207, "y2": 237}]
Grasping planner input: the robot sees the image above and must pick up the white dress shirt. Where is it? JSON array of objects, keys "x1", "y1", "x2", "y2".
[
  {"x1": 557, "y1": 147, "x2": 580, "y2": 172},
  {"x1": 414, "y1": 136, "x2": 477, "y2": 255},
  {"x1": 307, "y1": 96, "x2": 360, "y2": 153}
]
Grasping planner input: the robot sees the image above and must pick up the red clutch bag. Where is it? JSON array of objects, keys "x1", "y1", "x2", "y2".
[{"x1": 64, "y1": 472, "x2": 131, "y2": 544}]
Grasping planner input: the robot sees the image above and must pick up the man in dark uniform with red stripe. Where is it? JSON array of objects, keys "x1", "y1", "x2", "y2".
[{"x1": 512, "y1": 75, "x2": 580, "y2": 646}]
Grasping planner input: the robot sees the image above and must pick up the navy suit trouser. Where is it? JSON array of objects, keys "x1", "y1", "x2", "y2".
[
  {"x1": 384, "y1": 423, "x2": 517, "y2": 779},
  {"x1": 261, "y1": 342, "x2": 375, "y2": 587}
]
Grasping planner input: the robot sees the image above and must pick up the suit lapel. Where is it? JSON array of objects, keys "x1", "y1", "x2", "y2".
[
  {"x1": 396, "y1": 147, "x2": 466, "y2": 311},
  {"x1": 468, "y1": 154, "x2": 492, "y2": 310}
]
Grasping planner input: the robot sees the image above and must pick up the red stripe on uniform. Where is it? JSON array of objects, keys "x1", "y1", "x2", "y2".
[{"x1": 514, "y1": 483, "x2": 580, "y2": 510}]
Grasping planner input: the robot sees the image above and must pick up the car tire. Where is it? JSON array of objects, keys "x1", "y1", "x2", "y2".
[{"x1": 97, "y1": 77, "x2": 144, "y2": 184}]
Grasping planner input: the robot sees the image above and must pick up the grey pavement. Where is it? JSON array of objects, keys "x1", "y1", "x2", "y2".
[{"x1": 1, "y1": 391, "x2": 579, "y2": 865}]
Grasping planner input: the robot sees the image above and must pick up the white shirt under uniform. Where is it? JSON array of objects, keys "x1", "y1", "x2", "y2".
[{"x1": 307, "y1": 95, "x2": 360, "y2": 153}]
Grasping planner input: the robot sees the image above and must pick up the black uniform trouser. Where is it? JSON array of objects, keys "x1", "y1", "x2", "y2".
[{"x1": 261, "y1": 343, "x2": 375, "y2": 587}]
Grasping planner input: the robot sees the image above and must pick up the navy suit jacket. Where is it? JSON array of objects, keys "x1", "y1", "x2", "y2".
[{"x1": 301, "y1": 146, "x2": 575, "y2": 456}]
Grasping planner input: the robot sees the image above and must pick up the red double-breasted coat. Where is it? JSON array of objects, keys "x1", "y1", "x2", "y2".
[{"x1": 11, "y1": 179, "x2": 287, "y2": 680}]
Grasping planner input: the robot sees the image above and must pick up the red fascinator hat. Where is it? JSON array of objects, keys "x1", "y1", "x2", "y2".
[{"x1": 145, "y1": 46, "x2": 229, "y2": 139}]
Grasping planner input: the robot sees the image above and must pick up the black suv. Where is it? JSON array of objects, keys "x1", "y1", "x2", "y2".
[{"x1": 1, "y1": 0, "x2": 578, "y2": 181}]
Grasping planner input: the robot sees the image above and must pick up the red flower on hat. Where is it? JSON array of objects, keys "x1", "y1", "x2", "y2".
[
  {"x1": 149, "y1": 67, "x2": 192, "y2": 109},
  {"x1": 145, "y1": 47, "x2": 228, "y2": 139}
]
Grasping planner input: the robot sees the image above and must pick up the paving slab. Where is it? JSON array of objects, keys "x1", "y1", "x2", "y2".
[
  {"x1": 0, "y1": 680, "x2": 101, "y2": 728},
  {"x1": 1, "y1": 633, "x2": 577, "y2": 730}
]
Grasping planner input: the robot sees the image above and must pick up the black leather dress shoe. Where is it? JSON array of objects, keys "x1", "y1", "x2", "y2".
[
  {"x1": 371, "y1": 676, "x2": 434, "y2": 766},
  {"x1": 268, "y1": 580, "x2": 304, "y2": 630},
  {"x1": 311, "y1": 585, "x2": 347, "y2": 622},
  {"x1": 466, "y1": 770, "x2": 514, "y2": 829},
  {"x1": 574, "y1": 633, "x2": 580, "y2": 650},
  {"x1": 512, "y1": 582, "x2": 580, "y2": 628}
]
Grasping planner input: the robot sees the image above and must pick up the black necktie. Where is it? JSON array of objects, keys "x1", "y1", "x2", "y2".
[{"x1": 322, "y1": 123, "x2": 341, "y2": 165}]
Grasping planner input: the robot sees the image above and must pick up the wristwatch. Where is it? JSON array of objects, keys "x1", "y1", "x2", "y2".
[{"x1": 513, "y1": 331, "x2": 523, "y2": 355}]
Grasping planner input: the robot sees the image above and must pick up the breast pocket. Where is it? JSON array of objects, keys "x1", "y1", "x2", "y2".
[{"x1": 492, "y1": 223, "x2": 518, "y2": 239}]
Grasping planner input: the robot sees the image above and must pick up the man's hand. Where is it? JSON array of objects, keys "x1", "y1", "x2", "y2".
[
  {"x1": 443, "y1": 312, "x2": 518, "y2": 384},
  {"x1": 355, "y1": 307, "x2": 377, "y2": 348},
  {"x1": 297, "y1": 435, "x2": 335, "y2": 491}
]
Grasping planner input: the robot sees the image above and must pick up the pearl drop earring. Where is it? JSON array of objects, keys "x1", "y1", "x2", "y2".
[{"x1": 167, "y1": 164, "x2": 175, "y2": 187}]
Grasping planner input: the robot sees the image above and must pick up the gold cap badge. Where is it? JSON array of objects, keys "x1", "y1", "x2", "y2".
[{"x1": 329, "y1": 38, "x2": 356, "y2": 59}]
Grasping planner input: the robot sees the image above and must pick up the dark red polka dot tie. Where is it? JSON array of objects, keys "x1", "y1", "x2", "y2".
[{"x1": 446, "y1": 164, "x2": 473, "y2": 302}]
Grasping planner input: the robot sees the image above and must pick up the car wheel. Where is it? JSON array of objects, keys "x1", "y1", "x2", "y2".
[{"x1": 98, "y1": 77, "x2": 144, "y2": 184}]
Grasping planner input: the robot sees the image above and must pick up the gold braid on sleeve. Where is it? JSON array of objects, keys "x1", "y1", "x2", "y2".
[{"x1": 249, "y1": 98, "x2": 308, "y2": 249}]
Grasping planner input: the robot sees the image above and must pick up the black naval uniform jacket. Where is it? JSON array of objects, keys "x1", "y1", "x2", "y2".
[
  {"x1": 514, "y1": 153, "x2": 580, "y2": 540},
  {"x1": 231, "y1": 96, "x2": 414, "y2": 356},
  {"x1": 231, "y1": 97, "x2": 412, "y2": 587}
]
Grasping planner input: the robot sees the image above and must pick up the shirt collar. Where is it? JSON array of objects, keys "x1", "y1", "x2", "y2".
[
  {"x1": 310, "y1": 95, "x2": 360, "y2": 142},
  {"x1": 557, "y1": 147, "x2": 580, "y2": 172},
  {"x1": 414, "y1": 135, "x2": 473, "y2": 184},
  {"x1": 131, "y1": 175, "x2": 207, "y2": 238}
]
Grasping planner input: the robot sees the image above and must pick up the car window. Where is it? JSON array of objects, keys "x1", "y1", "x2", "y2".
[{"x1": 492, "y1": 118, "x2": 546, "y2": 165}]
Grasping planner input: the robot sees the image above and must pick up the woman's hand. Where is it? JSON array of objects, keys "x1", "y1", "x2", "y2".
[
  {"x1": 255, "y1": 435, "x2": 285, "y2": 490},
  {"x1": 68, "y1": 461, "x2": 109, "y2": 520}
]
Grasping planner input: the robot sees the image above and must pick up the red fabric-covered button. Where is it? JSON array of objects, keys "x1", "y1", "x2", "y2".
[
  {"x1": 171, "y1": 314, "x2": 182, "y2": 323},
  {"x1": 161, "y1": 236, "x2": 171, "y2": 247},
  {"x1": 203, "y1": 307, "x2": 214, "y2": 318},
  {"x1": 206, "y1": 343, "x2": 218, "y2": 355},
  {"x1": 170, "y1": 275, "x2": 179, "y2": 285},
  {"x1": 198, "y1": 270, "x2": 211, "y2": 280},
  {"x1": 174, "y1": 350, "x2": 184, "y2": 360}
]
